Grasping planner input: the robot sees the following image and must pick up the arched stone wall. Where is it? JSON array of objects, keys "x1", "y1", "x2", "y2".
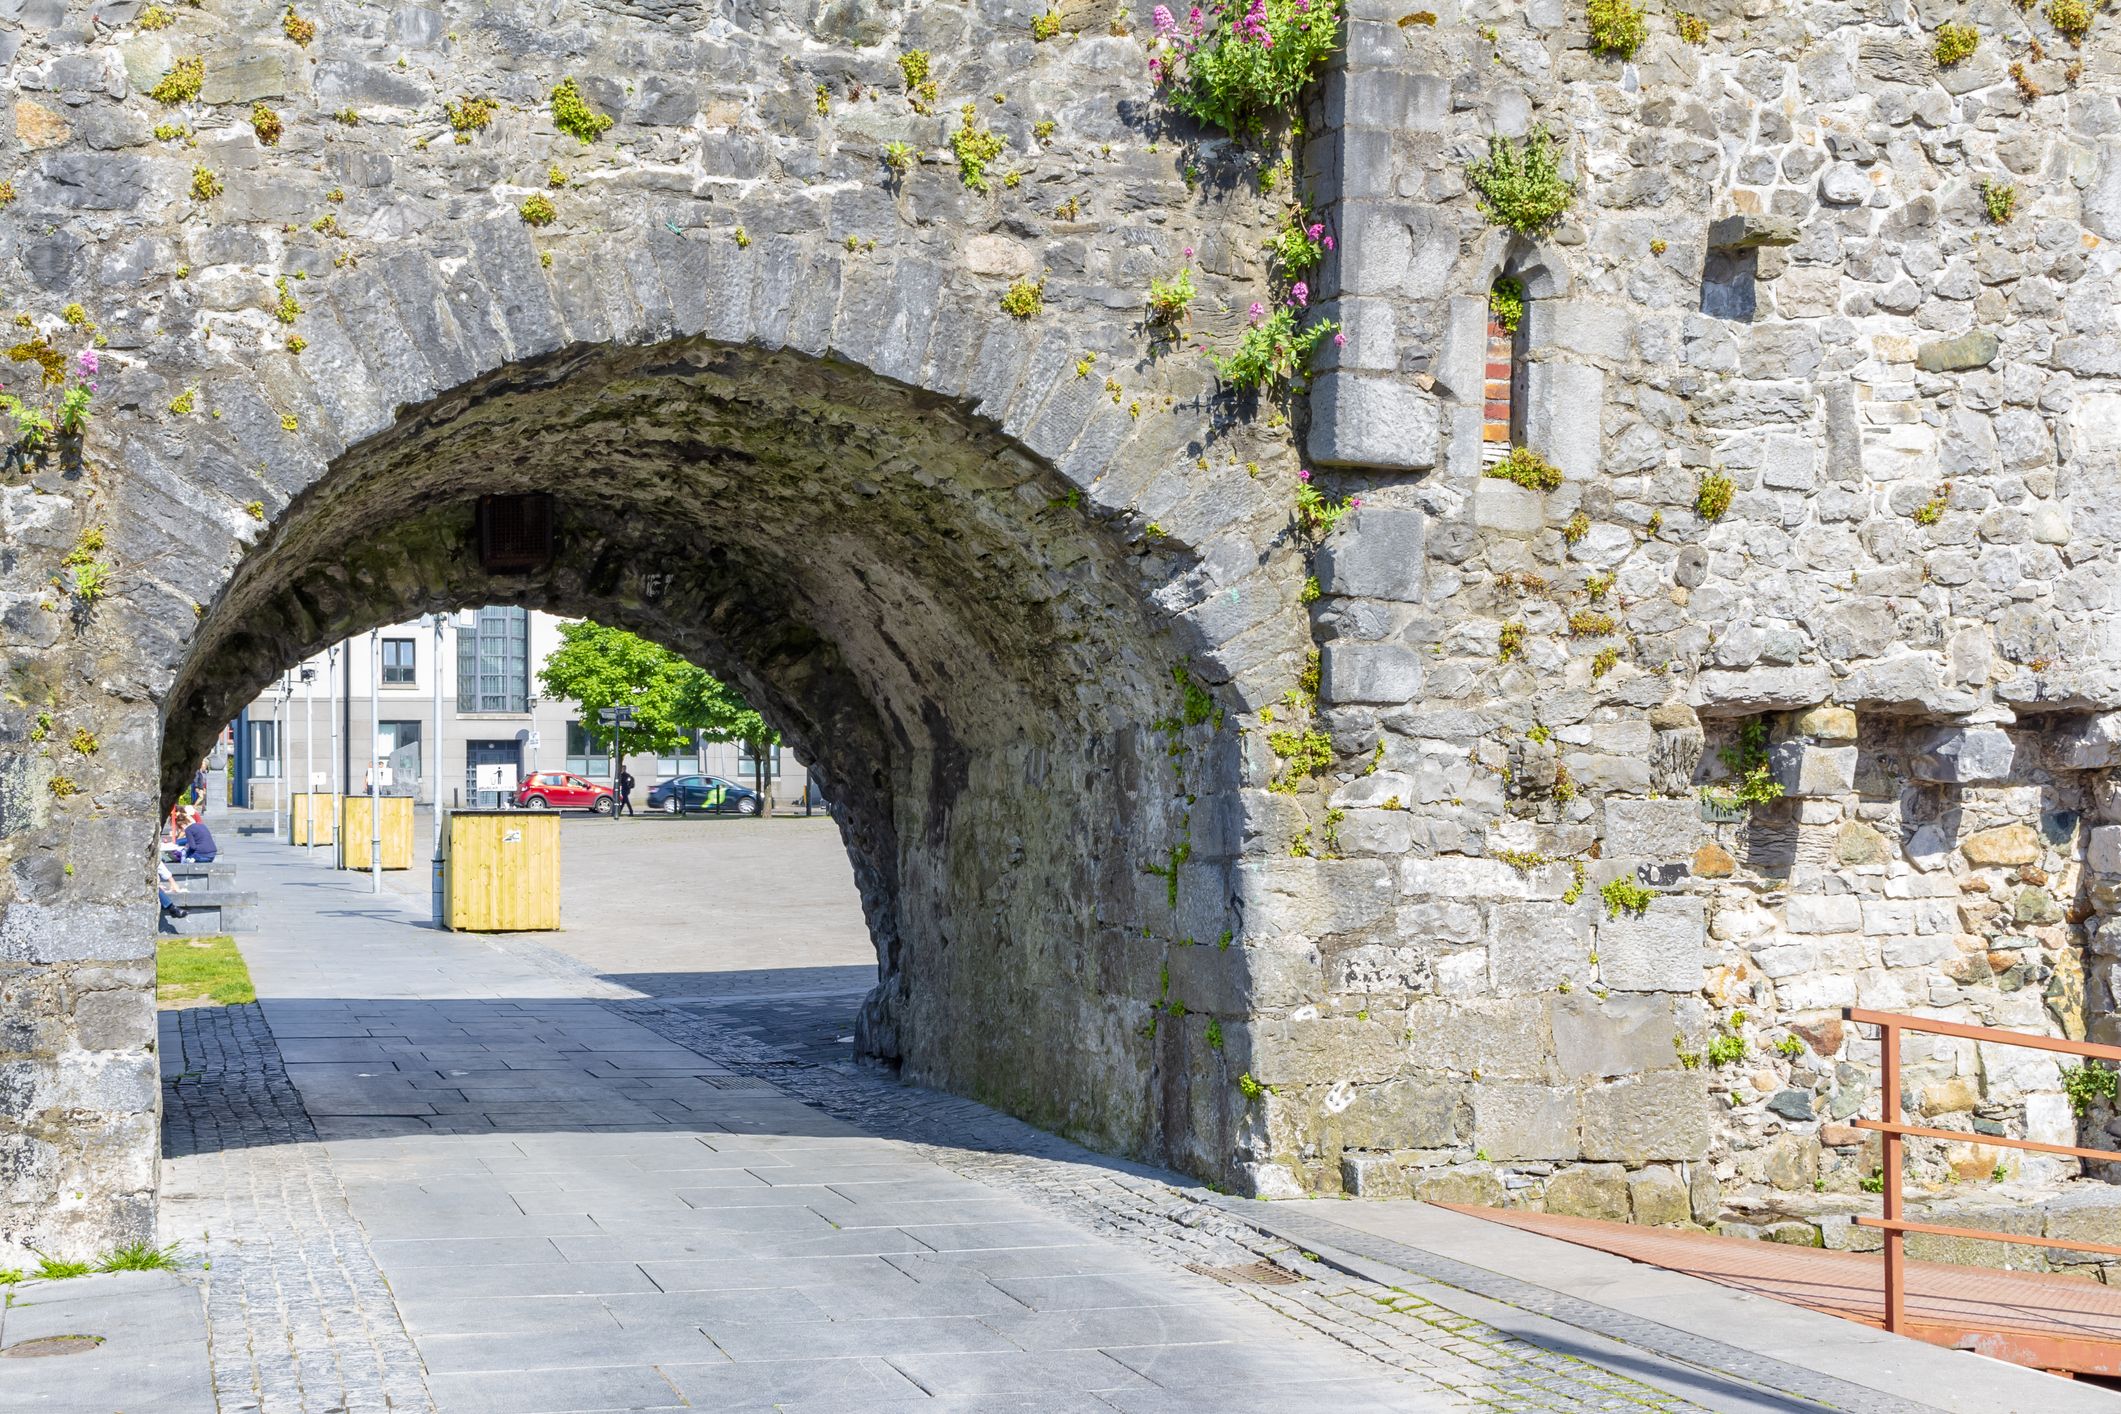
[{"x1": 0, "y1": 2, "x2": 1322, "y2": 1260}]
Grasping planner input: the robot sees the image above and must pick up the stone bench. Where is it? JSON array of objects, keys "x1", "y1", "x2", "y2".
[
  {"x1": 167, "y1": 862, "x2": 237, "y2": 886},
  {"x1": 161, "y1": 888, "x2": 257, "y2": 936}
]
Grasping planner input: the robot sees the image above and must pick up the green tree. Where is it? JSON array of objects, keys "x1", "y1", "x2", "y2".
[
  {"x1": 676, "y1": 667, "x2": 781, "y2": 814},
  {"x1": 535, "y1": 621, "x2": 780, "y2": 810}
]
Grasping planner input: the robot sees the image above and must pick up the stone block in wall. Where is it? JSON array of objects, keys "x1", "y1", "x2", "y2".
[
  {"x1": 1336, "y1": 1080, "x2": 1469, "y2": 1150},
  {"x1": 1767, "y1": 742, "x2": 1856, "y2": 797},
  {"x1": 1472, "y1": 1084, "x2": 1578, "y2": 1161},
  {"x1": 1524, "y1": 361, "x2": 1605, "y2": 480},
  {"x1": 1911, "y1": 726, "x2": 2015, "y2": 784},
  {"x1": 1784, "y1": 705, "x2": 1860, "y2": 741},
  {"x1": 1552, "y1": 991, "x2": 1696, "y2": 1078},
  {"x1": 1629, "y1": 1167, "x2": 1692, "y2": 1226},
  {"x1": 1595, "y1": 897, "x2": 1705, "y2": 992},
  {"x1": 1963, "y1": 824, "x2": 2041, "y2": 867},
  {"x1": 1307, "y1": 371, "x2": 1440, "y2": 471},
  {"x1": 1488, "y1": 902, "x2": 1591, "y2": 994},
  {"x1": 1691, "y1": 666, "x2": 1832, "y2": 713},
  {"x1": 1601, "y1": 799, "x2": 1703, "y2": 861},
  {"x1": 2053, "y1": 713, "x2": 2121, "y2": 770},
  {"x1": 1544, "y1": 1162, "x2": 1630, "y2": 1221},
  {"x1": 1340, "y1": 1152, "x2": 1410, "y2": 1199},
  {"x1": 1527, "y1": 300, "x2": 1634, "y2": 363},
  {"x1": 1471, "y1": 477, "x2": 1544, "y2": 532},
  {"x1": 2091, "y1": 826, "x2": 2121, "y2": 876},
  {"x1": 1786, "y1": 894, "x2": 1861, "y2": 934},
  {"x1": 1404, "y1": 998, "x2": 1548, "y2": 1078},
  {"x1": 1580, "y1": 1071, "x2": 1712, "y2": 1163},
  {"x1": 1318, "y1": 642, "x2": 1422, "y2": 706},
  {"x1": 1315, "y1": 507, "x2": 1424, "y2": 602}
]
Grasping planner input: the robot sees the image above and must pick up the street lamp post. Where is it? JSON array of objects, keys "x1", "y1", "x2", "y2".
[
  {"x1": 328, "y1": 642, "x2": 343, "y2": 869},
  {"x1": 301, "y1": 664, "x2": 317, "y2": 859},
  {"x1": 272, "y1": 677, "x2": 289, "y2": 843},
  {"x1": 368, "y1": 629, "x2": 381, "y2": 895}
]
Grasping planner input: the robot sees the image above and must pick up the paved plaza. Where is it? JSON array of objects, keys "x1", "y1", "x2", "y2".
[{"x1": 8, "y1": 815, "x2": 2086, "y2": 1412}]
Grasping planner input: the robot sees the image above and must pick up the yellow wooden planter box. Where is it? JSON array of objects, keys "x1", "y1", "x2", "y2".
[
  {"x1": 339, "y1": 795, "x2": 415, "y2": 870},
  {"x1": 442, "y1": 810, "x2": 560, "y2": 931},
  {"x1": 289, "y1": 793, "x2": 340, "y2": 845}
]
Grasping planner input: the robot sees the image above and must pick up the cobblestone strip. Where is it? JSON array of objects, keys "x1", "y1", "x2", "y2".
[
  {"x1": 605, "y1": 994, "x2": 1721, "y2": 1414},
  {"x1": 159, "y1": 1004, "x2": 435, "y2": 1414}
]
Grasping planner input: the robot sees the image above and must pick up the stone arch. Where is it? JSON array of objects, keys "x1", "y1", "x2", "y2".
[{"x1": 3, "y1": 219, "x2": 1315, "y2": 1258}]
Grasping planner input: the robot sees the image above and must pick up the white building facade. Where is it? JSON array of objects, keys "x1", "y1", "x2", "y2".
[{"x1": 234, "y1": 608, "x2": 811, "y2": 811}]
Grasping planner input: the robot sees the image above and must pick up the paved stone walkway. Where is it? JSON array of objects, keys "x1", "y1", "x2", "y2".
[{"x1": 153, "y1": 829, "x2": 1761, "y2": 1413}]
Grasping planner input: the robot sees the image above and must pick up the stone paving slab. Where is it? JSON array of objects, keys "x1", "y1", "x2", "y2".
[
  {"x1": 153, "y1": 828, "x2": 1944, "y2": 1414},
  {"x1": 0, "y1": 1270, "x2": 215, "y2": 1414}
]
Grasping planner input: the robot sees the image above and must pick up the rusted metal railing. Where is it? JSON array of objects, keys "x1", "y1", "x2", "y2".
[{"x1": 1844, "y1": 1006, "x2": 2121, "y2": 1333}]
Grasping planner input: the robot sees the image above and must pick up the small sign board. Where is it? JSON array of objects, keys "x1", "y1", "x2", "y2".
[
  {"x1": 597, "y1": 706, "x2": 636, "y2": 725},
  {"x1": 312, "y1": 771, "x2": 327, "y2": 788},
  {"x1": 475, "y1": 764, "x2": 513, "y2": 790},
  {"x1": 527, "y1": 731, "x2": 541, "y2": 747}
]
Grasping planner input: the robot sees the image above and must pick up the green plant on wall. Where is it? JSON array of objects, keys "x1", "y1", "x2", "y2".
[
  {"x1": 1695, "y1": 470, "x2": 1733, "y2": 521},
  {"x1": 1599, "y1": 876, "x2": 1654, "y2": 919},
  {"x1": 1932, "y1": 22, "x2": 1979, "y2": 66},
  {"x1": 1489, "y1": 276, "x2": 1525, "y2": 334},
  {"x1": 1586, "y1": 0, "x2": 1647, "y2": 57},
  {"x1": 550, "y1": 78, "x2": 613, "y2": 142},
  {"x1": 1484, "y1": 446, "x2": 1563, "y2": 492},
  {"x1": 1467, "y1": 128, "x2": 1573, "y2": 235},
  {"x1": 1701, "y1": 717, "x2": 1783, "y2": 813},
  {"x1": 1146, "y1": 0, "x2": 1343, "y2": 138},
  {"x1": 950, "y1": 105, "x2": 1008, "y2": 191}
]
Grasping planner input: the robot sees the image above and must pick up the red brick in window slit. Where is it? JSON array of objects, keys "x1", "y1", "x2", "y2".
[{"x1": 1482, "y1": 310, "x2": 1514, "y2": 453}]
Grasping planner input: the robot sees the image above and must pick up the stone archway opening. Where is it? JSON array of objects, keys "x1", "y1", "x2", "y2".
[{"x1": 153, "y1": 336, "x2": 1243, "y2": 1193}]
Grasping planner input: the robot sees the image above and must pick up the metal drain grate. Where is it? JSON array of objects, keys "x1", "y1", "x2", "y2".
[
  {"x1": 3, "y1": 1334, "x2": 105, "y2": 1359},
  {"x1": 1184, "y1": 1260, "x2": 1305, "y2": 1287}
]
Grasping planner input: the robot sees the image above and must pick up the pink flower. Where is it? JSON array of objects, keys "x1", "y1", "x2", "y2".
[
  {"x1": 1348, "y1": 496, "x2": 1362, "y2": 509},
  {"x1": 1297, "y1": 468, "x2": 1312, "y2": 482},
  {"x1": 1189, "y1": 5, "x2": 1202, "y2": 22},
  {"x1": 1153, "y1": 3, "x2": 1175, "y2": 33},
  {"x1": 1183, "y1": 246, "x2": 1194, "y2": 259},
  {"x1": 1306, "y1": 223, "x2": 1323, "y2": 240},
  {"x1": 1290, "y1": 281, "x2": 1309, "y2": 307},
  {"x1": 1248, "y1": 301, "x2": 1264, "y2": 323},
  {"x1": 1322, "y1": 234, "x2": 1335, "y2": 251},
  {"x1": 74, "y1": 349, "x2": 99, "y2": 378},
  {"x1": 1333, "y1": 332, "x2": 1346, "y2": 346},
  {"x1": 1149, "y1": 57, "x2": 1164, "y2": 80}
]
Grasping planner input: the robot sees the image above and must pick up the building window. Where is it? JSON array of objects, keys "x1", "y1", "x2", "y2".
[
  {"x1": 1482, "y1": 277, "x2": 1529, "y2": 464},
  {"x1": 655, "y1": 729, "x2": 701, "y2": 779},
  {"x1": 249, "y1": 720, "x2": 279, "y2": 777},
  {"x1": 381, "y1": 638, "x2": 417, "y2": 686},
  {"x1": 738, "y1": 739, "x2": 782, "y2": 774},
  {"x1": 456, "y1": 606, "x2": 529, "y2": 713},
  {"x1": 378, "y1": 721, "x2": 423, "y2": 782},
  {"x1": 564, "y1": 720, "x2": 609, "y2": 779}
]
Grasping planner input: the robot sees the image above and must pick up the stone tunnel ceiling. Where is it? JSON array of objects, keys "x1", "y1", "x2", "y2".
[{"x1": 9, "y1": 0, "x2": 2121, "y2": 1270}]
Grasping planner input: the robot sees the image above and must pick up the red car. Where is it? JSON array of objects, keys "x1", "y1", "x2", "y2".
[{"x1": 514, "y1": 771, "x2": 616, "y2": 814}]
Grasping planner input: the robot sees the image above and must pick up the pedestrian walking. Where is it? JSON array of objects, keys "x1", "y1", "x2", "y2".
[
  {"x1": 616, "y1": 767, "x2": 636, "y2": 817},
  {"x1": 191, "y1": 761, "x2": 208, "y2": 807}
]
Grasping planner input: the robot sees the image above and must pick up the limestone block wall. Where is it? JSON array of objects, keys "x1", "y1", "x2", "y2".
[{"x1": 1239, "y1": 0, "x2": 2121, "y2": 1234}]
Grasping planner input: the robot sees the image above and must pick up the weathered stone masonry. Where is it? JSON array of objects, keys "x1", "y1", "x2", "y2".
[{"x1": 6, "y1": 0, "x2": 2121, "y2": 1267}]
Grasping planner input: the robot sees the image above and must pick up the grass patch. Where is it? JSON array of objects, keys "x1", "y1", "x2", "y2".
[
  {"x1": 98, "y1": 1241, "x2": 185, "y2": 1273},
  {"x1": 156, "y1": 935, "x2": 256, "y2": 1007}
]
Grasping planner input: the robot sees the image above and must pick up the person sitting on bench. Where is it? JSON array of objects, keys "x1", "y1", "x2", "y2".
[
  {"x1": 177, "y1": 807, "x2": 218, "y2": 863},
  {"x1": 157, "y1": 860, "x2": 188, "y2": 920}
]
